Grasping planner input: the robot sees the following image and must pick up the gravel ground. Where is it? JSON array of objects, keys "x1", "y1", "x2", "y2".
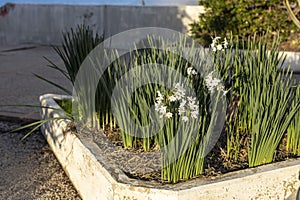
[{"x1": 0, "y1": 120, "x2": 81, "y2": 200}]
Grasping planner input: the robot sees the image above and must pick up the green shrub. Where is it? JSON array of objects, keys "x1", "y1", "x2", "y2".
[{"x1": 190, "y1": 0, "x2": 298, "y2": 47}]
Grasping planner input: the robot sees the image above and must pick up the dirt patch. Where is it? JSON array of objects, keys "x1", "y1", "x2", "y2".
[
  {"x1": 84, "y1": 122, "x2": 299, "y2": 184},
  {"x1": 0, "y1": 120, "x2": 81, "y2": 200}
]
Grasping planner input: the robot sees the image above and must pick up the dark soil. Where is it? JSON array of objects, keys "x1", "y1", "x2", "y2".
[
  {"x1": 100, "y1": 123, "x2": 299, "y2": 184},
  {"x1": 98, "y1": 91, "x2": 299, "y2": 183},
  {"x1": 0, "y1": 120, "x2": 81, "y2": 199}
]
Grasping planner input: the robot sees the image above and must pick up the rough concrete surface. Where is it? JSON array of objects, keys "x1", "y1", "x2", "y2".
[
  {"x1": 0, "y1": 45, "x2": 71, "y2": 119},
  {"x1": 0, "y1": 120, "x2": 81, "y2": 199},
  {"x1": 0, "y1": 4, "x2": 204, "y2": 46},
  {"x1": 0, "y1": 45, "x2": 78, "y2": 199}
]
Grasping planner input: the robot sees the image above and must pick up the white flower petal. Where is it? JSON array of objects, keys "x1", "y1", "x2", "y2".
[
  {"x1": 169, "y1": 95, "x2": 177, "y2": 102},
  {"x1": 182, "y1": 116, "x2": 189, "y2": 122},
  {"x1": 173, "y1": 83, "x2": 185, "y2": 100},
  {"x1": 217, "y1": 44, "x2": 223, "y2": 51},
  {"x1": 187, "y1": 67, "x2": 193, "y2": 75},
  {"x1": 165, "y1": 112, "x2": 173, "y2": 118},
  {"x1": 223, "y1": 38, "x2": 228, "y2": 48}
]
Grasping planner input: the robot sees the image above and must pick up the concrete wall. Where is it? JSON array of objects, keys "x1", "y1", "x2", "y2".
[{"x1": 0, "y1": 3, "x2": 204, "y2": 46}]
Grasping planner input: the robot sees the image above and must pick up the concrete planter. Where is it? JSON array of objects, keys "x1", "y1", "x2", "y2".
[
  {"x1": 40, "y1": 93, "x2": 300, "y2": 200},
  {"x1": 281, "y1": 51, "x2": 300, "y2": 73}
]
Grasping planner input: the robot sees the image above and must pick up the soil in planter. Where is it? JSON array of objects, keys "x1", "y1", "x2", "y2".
[
  {"x1": 57, "y1": 100, "x2": 299, "y2": 184},
  {"x1": 73, "y1": 122, "x2": 299, "y2": 184}
]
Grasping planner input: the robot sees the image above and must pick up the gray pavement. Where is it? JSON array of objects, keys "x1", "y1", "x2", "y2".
[
  {"x1": 0, "y1": 120, "x2": 81, "y2": 199},
  {"x1": 0, "y1": 45, "x2": 71, "y2": 119},
  {"x1": 0, "y1": 45, "x2": 78, "y2": 199}
]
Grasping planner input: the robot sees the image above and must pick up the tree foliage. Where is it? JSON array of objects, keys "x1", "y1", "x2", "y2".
[{"x1": 190, "y1": 0, "x2": 298, "y2": 47}]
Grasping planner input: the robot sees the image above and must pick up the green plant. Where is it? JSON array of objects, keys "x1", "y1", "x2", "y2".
[
  {"x1": 56, "y1": 99, "x2": 72, "y2": 115},
  {"x1": 39, "y1": 24, "x2": 105, "y2": 128},
  {"x1": 44, "y1": 24, "x2": 104, "y2": 86},
  {"x1": 106, "y1": 36, "x2": 228, "y2": 183},
  {"x1": 287, "y1": 83, "x2": 300, "y2": 156},
  {"x1": 6, "y1": 23, "x2": 300, "y2": 184},
  {"x1": 213, "y1": 34, "x2": 300, "y2": 166},
  {"x1": 36, "y1": 24, "x2": 103, "y2": 96},
  {"x1": 190, "y1": 0, "x2": 298, "y2": 48},
  {"x1": 70, "y1": 32, "x2": 300, "y2": 182},
  {"x1": 1, "y1": 25, "x2": 103, "y2": 140}
]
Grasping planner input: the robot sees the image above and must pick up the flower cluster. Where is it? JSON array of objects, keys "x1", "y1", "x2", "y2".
[
  {"x1": 187, "y1": 67, "x2": 197, "y2": 76},
  {"x1": 210, "y1": 37, "x2": 228, "y2": 52},
  {"x1": 155, "y1": 83, "x2": 199, "y2": 121},
  {"x1": 204, "y1": 71, "x2": 227, "y2": 95}
]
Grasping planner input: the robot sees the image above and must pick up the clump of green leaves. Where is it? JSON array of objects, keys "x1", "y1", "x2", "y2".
[
  {"x1": 106, "y1": 36, "x2": 228, "y2": 183},
  {"x1": 45, "y1": 24, "x2": 104, "y2": 86},
  {"x1": 190, "y1": 0, "x2": 298, "y2": 48},
  {"x1": 287, "y1": 84, "x2": 300, "y2": 156},
  {"x1": 75, "y1": 33, "x2": 300, "y2": 183},
  {"x1": 56, "y1": 99, "x2": 72, "y2": 115},
  {"x1": 214, "y1": 34, "x2": 300, "y2": 167},
  {"x1": 22, "y1": 23, "x2": 300, "y2": 184},
  {"x1": 38, "y1": 24, "x2": 104, "y2": 95},
  {"x1": 5, "y1": 25, "x2": 104, "y2": 140}
]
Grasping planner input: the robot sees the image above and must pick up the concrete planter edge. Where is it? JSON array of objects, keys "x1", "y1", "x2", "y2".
[{"x1": 39, "y1": 93, "x2": 300, "y2": 200}]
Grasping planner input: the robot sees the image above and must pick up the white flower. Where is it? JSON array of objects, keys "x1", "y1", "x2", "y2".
[
  {"x1": 165, "y1": 112, "x2": 173, "y2": 119},
  {"x1": 182, "y1": 116, "x2": 189, "y2": 122},
  {"x1": 187, "y1": 96, "x2": 196, "y2": 102},
  {"x1": 205, "y1": 71, "x2": 221, "y2": 92},
  {"x1": 154, "y1": 102, "x2": 161, "y2": 112},
  {"x1": 173, "y1": 83, "x2": 185, "y2": 100},
  {"x1": 168, "y1": 95, "x2": 177, "y2": 102},
  {"x1": 156, "y1": 91, "x2": 164, "y2": 103},
  {"x1": 155, "y1": 90, "x2": 175, "y2": 119},
  {"x1": 187, "y1": 96, "x2": 197, "y2": 108},
  {"x1": 158, "y1": 105, "x2": 167, "y2": 115},
  {"x1": 210, "y1": 37, "x2": 228, "y2": 52},
  {"x1": 212, "y1": 36, "x2": 221, "y2": 43},
  {"x1": 204, "y1": 71, "x2": 227, "y2": 96},
  {"x1": 190, "y1": 110, "x2": 199, "y2": 119},
  {"x1": 217, "y1": 44, "x2": 223, "y2": 51},
  {"x1": 178, "y1": 99, "x2": 186, "y2": 115},
  {"x1": 155, "y1": 85, "x2": 200, "y2": 121},
  {"x1": 187, "y1": 96, "x2": 199, "y2": 119},
  {"x1": 154, "y1": 91, "x2": 168, "y2": 118},
  {"x1": 223, "y1": 38, "x2": 228, "y2": 49},
  {"x1": 187, "y1": 67, "x2": 197, "y2": 76}
]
